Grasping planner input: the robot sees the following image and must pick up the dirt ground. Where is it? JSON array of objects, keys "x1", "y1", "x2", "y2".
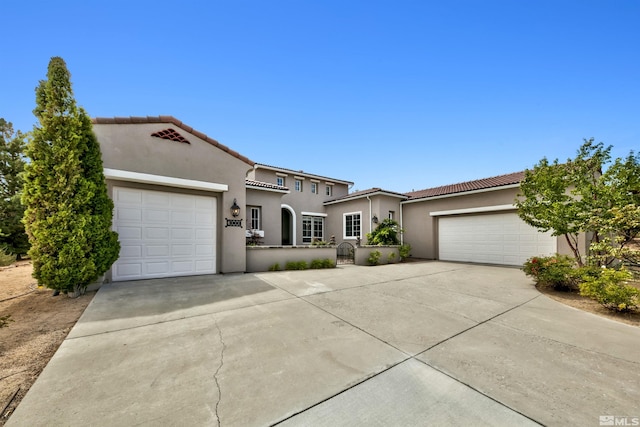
[
  {"x1": 0, "y1": 261, "x2": 94, "y2": 425},
  {"x1": 0, "y1": 261, "x2": 638, "y2": 425}
]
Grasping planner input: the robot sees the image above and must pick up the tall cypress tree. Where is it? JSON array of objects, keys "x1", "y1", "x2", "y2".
[{"x1": 22, "y1": 57, "x2": 119, "y2": 293}]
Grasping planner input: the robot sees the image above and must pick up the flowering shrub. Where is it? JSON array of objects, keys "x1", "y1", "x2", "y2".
[
  {"x1": 522, "y1": 254, "x2": 578, "y2": 291},
  {"x1": 579, "y1": 267, "x2": 640, "y2": 312}
]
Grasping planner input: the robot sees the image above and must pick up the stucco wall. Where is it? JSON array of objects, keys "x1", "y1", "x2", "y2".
[
  {"x1": 246, "y1": 246, "x2": 336, "y2": 272},
  {"x1": 250, "y1": 167, "x2": 350, "y2": 244},
  {"x1": 400, "y1": 187, "x2": 585, "y2": 261},
  {"x1": 246, "y1": 188, "x2": 284, "y2": 246},
  {"x1": 95, "y1": 122, "x2": 252, "y2": 274},
  {"x1": 354, "y1": 246, "x2": 401, "y2": 265}
]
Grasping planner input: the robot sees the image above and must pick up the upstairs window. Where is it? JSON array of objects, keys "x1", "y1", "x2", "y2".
[
  {"x1": 295, "y1": 179, "x2": 302, "y2": 192},
  {"x1": 326, "y1": 185, "x2": 332, "y2": 196},
  {"x1": 311, "y1": 182, "x2": 318, "y2": 194},
  {"x1": 276, "y1": 176, "x2": 285, "y2": 187}
]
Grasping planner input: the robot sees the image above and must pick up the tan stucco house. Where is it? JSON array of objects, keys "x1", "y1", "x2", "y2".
[{"x1": 93, "y1": 116, "x2": 581, "y2": 282}]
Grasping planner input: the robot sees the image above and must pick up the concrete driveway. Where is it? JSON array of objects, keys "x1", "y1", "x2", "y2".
[{"x1": 7, "y1": 262, "x2": 640, "y2": 426}]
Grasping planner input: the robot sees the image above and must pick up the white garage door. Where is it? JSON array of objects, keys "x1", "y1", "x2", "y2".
[
  {"x1": 112, "y1": 187, "x2": 217, "y2": 281},
  {"x1": 438, "y1": 212, "x2": 556, "y2": 266}
]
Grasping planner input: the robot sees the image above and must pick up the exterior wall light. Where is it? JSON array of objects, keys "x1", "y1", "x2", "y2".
[
  {"x1": 231, "y1": 199, "x2": 241, "y2": 217},
  {"x1": 372, "y1": 215, "x2": 379, "y2": 224}
]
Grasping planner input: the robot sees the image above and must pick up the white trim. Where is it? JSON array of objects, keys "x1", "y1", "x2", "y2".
[
  {"x1": 294, "y1": 175, "x2": 306, "y2": 180},
  {"x1": 104, "y1": 168, "x2": 228, "y2": 192},
  {"x1": 245, "y1": 184, "x2": 290, "y2": 194},
  {"x1": 275, "y1": 172, "x2": 289, "y2": 177},
  {"x1": 430, "y1": 204, "x2": 516, "y2": 217},
  {"x1": 324, "y1": 190, "x2": 408, "y2": 205},
  {"x1": 301, "y1": 211, "x2": 328, "y2": 217},
  {"x1": 281, "y1": 204, "x2": 297, "y2": 245},
  {"x1": 402, "y1": 184, "x2": 520, "y2": 205},
  {"x1": 343, "y1": 211, "x2": 363, "y2": 240}
]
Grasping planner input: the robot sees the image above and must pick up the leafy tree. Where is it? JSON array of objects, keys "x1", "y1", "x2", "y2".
[
  {"x1": 22, "y1": 57, "x2": 119, "y2": 293},
  {"x1": 0, "y1": 119, "x2": 29, "y2": 257},
  {"x1": 516, "y1": 139, "x2": 640, "y2": 267},
  {"x1": 366, "y1": 218, "x2": 402, "y2": 245}
]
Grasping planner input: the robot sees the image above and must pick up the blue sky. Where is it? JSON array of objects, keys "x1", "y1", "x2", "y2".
[{"x1": 2, "y1": 0, "x2": 638, "y2": 193}]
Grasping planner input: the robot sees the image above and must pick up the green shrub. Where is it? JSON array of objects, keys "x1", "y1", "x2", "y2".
[
  {"x1": 522, "y1": 254, "x2": 578, "y2": 291},
  {"x1": 0, "y1": 314, "x2": 13, "y2": 329},
  {"x1": 268, "y1": 263, "x2": 280, "y2": 271},
  {"x1": 366, "y1": 219, "x2": 402, "y2": 245},
  {"x1": 579, "y1": 267, "x2": 640, "y2": 312},
  {"x1": 322, "y1": 258, "x2": 335, "y2": 269},
  {"x1": 285, "y1": 261, "x2": 308, "y2": 270},
  {"x1": 310, "y1": 259, "x2": 324, "y2": 269},
  {"x1": 399, "y1": 244, "x2": 411, "y2": 261},
  {"x1": 387, "y1": 252, "x2": 397, "y2": 263},
  {"x1": 367, "y1": 250, "x2": 381, "y2": 266},
  {"x1": 0, "y1": 247, "x2": 16, "y2": 267}
]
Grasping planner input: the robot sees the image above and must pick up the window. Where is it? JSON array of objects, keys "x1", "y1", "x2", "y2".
[
  {"x1": 303, "y1": 216, "x2": 324, "y2": 243},
  {"x1": 276, "y1": 176, "x2": 285, "y2": 187},
  {"x1": 344, "y1": 212, "x2": 361, "y2": 239},
  {"x1": 311, "y1": 182, "x2": 318, "y2": 194},
  {"x1": 388, "y1": 211, "x2": 395, "y2": 220},
  {"x1": 248, "y1": 207, "x2": 260, "y2": 230},
  {"x1": 326, "y1": 185, "x2": 332, "y2": 196},
  {"x1": 295, "y1": 179, "x2": 302, "y2": 192}
]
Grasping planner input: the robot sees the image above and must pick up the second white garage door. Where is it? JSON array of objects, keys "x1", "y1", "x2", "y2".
[
  {"x1": 438, "y1": 212, "x2": 556, "y2": 266},
  {"x1": 112, "y1": 187, "x2": 217, "y2": 281}
]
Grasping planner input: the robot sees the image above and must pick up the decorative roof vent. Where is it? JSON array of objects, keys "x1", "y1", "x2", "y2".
[{"x1": 151, "y1": 128, "x2": 190, "y2": 144}]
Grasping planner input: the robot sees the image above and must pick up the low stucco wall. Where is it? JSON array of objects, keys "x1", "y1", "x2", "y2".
[
  {"x1": 355, "y1": 246, "x2": 401, "y2": 266},
  {"x1": 246, "y1": 246, "x2": 336, "y2": 273}
]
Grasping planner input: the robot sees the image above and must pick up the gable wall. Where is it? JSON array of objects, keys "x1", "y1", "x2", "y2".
[{"x1": 95, "y1": 123, "x2": 251, "y2": 273}]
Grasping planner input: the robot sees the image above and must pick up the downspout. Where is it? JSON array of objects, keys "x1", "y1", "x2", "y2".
[
  {"x1": 400, "y1": 201, "x2": 404, "y2": 245},
  {"x1": 367, "y1": 195, "x2": 373, "y2": 236}
]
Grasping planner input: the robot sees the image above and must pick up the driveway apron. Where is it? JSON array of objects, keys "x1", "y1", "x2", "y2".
[{"x1": 6, "y1": 262, "x2": 640, "y2": 426}]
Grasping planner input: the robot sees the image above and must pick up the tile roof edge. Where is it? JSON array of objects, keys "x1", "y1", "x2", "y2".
[
  {"x1": 254, "y1": 163, "x2": 354, "y2": 185},
  {"x1": 91, "y1": 116, "x2": 256, "y2": 166},
  {"x1": 405, "y1": 171, "x2": 525, "y2": 200}
]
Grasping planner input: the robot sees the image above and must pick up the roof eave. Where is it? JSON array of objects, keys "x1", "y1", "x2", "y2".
[
  {"x1": 92, "y1": 116, "x2": 256, "y2": 167},
  {"x1": 401, "y1": 183, "x2": 521, "y2": 205}
]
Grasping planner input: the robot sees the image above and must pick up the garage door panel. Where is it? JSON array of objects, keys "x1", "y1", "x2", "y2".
[
  {"x1": 172, "y1": 260, "x2": 194, "y2": 273},
  {"x1": 145, "y1": 209, "x2": 171, "y2": 223},
  {"x1": 112, "y1": 187, "x2": 217, "y2": 281},
  {"x1": 196, "y1": 244, "x2": 214, "y2": 256},
  {"x1": 145, "y1": 227, "x2": 170, "y2": 240},
  {"x1": 146, "y1": 245, "x2": 170, "y2": 257},
  {"x1": 117, "y1": 207, "x2": 142, "y2": 222},
  {"x1": 118, "y1": 227, "x2": 142, "y2": 239},
  {"x1": 120, "y1": 245, "x2": 142, "y2": 258},
  {"x1": 439, "y1": 212, "x2": 556, "y2": 266}
]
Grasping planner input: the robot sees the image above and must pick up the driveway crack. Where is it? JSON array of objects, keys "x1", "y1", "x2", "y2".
[{"x1": 213, "y1": 319, "x2": 226, "y2": 427}]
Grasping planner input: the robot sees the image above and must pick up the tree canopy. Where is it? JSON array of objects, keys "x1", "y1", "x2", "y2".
[
  {"x1": 22, "y1": 57, "x2": 119, "y2": 293},
  {"x1": 516, "y1": 139, "x2": 640, "y2": 266}
]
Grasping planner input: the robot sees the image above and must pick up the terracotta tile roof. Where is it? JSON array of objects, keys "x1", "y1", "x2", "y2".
[
  {"x1": 254, "y1": 163, "x2": 354, "y2": 186},
  {"x1": 405, "y1": 171, "x2": 525, "y2": 200},
  {"x1": 151, "y1": 128, "x2": 190, "y2": 144},
  {"x1": 92, "y1": 116, "x2": 255, "y2": 166},
  {"x1": 325, "y1": 187, "x2": 409, "y2": 204},
  {"x1": 246, "y1": 179, "x2": 289, "y2": 192}
]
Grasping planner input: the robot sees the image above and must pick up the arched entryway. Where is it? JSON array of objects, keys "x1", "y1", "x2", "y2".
[{"x1": 281, "y1": 205, "x2": 296, "y2": 245}]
